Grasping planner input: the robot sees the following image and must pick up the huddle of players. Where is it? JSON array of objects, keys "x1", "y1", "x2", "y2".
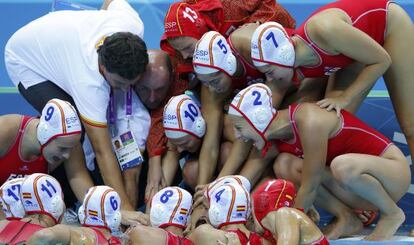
[{"x1": 0, "y1": 174, "x2": 328, "y2": 244}]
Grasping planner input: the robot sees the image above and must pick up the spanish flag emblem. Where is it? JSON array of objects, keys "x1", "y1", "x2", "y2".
[
  {"x1": 179, "y1": 208, "x2": 188, "y2": 215},
  {"x1": 236, "y1": 205, "x2": 246, "y2": 212},
  {"x1": 22, "y1": 192, "x2": 32, "y2": 199},
  {"x1": 88, "y1": 209, "x2": 99, "y2": 217}
]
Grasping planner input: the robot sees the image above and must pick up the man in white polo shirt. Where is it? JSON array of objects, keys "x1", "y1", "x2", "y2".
[{"x1": 4, "y1": 0, "x2": 148, "y2": 221}]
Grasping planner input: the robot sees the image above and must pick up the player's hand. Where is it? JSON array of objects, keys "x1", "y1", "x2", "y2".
[
  {"x1": 193, "y1": 184, "x2": 208, "y2": 208},
  {"x1": 185, "y1": 204, "x2": 209, "y2": 235},
  {"x1": 316, "y1": 96, "x2": 349, "y2": 117},
  {"x1": 121, "y1": 210, "x2": 150, "y2": 226}
]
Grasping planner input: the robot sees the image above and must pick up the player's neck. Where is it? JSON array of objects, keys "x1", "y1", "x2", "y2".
[
  {"x1": 22, "y1": 213, "x2": 56, "y2": 228},
  {"x1": 164, "y1": 226, "x2": 184, "y2": 236},
  {"x1": 20, "y1": 119, "x2": 42, "y2": 161},
  {"x1": 266, "y1": 109, "x2": 293, "y2": 141}
]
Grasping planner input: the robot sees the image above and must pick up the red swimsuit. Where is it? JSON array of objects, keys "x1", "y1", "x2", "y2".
[
  {"x1": 274, "y1": 104, "x2": 393, "y2": 165},
  {"x1": 165, "y1": 231, "x2": 194, "y2": 245},
  {"x1": 294, "y1": 0, "x2": 390, "y2": 79},
  {"x1": 0, "y1": 116, "x2": 47, "y2": 185},
  {"x1": 0, "y1": 220, "x2": 44, "y2": 244},
  {"x1": 227, "y1": 229, "x2": 265, "y2": 245}
]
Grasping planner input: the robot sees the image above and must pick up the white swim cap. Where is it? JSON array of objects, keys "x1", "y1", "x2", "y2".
[
  {"x1": 0, "y1": 178, "x2": 25, "y2": 220},
  {"x1": 251, "y1": 22, "x2": 295, "y2": 68},
  {"x1": 193, "y1": 31, "x2": 237, "y2": 77},
  {"x1": 78, "y1": 186, "x2": 122, "y2": 232},
  {"x1": 205, "y1": 175, "x2": 251, "y2": 202},
  {"x1": 228, "y1": 84, "x2": 276, "y2": 154},
  {"x1": 150, "y1": 187, "x2": 192, "y2": 229},
  {"x1": 208, "y1": 183, "x2": 250, "y2": 229},
  {"x1": 163, "y1": 94, "x2": 206, "y2": 139},
  {"x1": 37, "y1": 99, "x2": 82, "y2": 146},
  {"x1": 21, "y1": 173, "x2": 65, "y2": 224}
]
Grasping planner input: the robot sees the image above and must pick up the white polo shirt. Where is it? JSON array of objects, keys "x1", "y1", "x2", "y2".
[{"x1": 4, "y1": 0, "x2": 144, "y2": 126}]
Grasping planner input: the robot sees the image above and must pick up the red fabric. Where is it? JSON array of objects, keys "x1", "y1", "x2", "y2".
[
  {"x1": 274, "y1": 104, "x2": 393, "y2": 165},
  {"x1": 0, "y1": 220, "x2": 44, "y2": 244},
  {"x1": 294, "y1": 0, "x2": 389, "y2": 80},
  {"x1": 228, "y1": 37, "x2": 265, "y2": 90},
  {"x1": 89, "y1": 227, "x2": 122, "y2": 245},
  {"x1": 165, "y1": 230, "x2": 194, "y2": 245},
  {"x1": 0, "y1": 116, "x2": 48, "y2": 185},
  {"x1": 164, "y1": 2, "x2": 209, "y2": 40},
  {"x1": 227, "y1": 229, "x2": 267, "y2": 245},
  {"x1": 308, "y1": 236, "x2": 330, "y2": 245},
  {"x1": 252, "y1": 179, "x2": 296, "y2": 225}
]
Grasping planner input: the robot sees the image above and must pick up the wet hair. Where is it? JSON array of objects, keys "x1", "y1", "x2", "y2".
[{"x1": 98, "y1": 32, "x2": 149, "y2": 80}]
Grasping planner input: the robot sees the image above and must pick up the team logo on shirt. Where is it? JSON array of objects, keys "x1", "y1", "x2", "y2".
[{"x1": 324, "y1": 67, "x2": 341, "y2": 75}]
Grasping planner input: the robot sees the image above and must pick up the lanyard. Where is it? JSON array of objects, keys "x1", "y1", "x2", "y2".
[{"x1": 109, "y1": 86, "x2": 133, "y2": 134}]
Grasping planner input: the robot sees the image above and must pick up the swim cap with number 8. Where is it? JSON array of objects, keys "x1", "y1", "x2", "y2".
[{"x1": 150, "y1": 186, "x2": 192, "y2": 228}]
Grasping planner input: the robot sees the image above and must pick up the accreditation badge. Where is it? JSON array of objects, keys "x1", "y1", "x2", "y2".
[{"x1": 112, "y1": 130, "x2": 143, "y2": 171}]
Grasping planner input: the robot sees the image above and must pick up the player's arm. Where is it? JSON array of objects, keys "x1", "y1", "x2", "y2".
[
  {"x1": 197, "y1": 86, "x2": 230, "y2": 185},
  {"x1": 128, "y1": 225, "x2": 167, "y2": 244},
  {"x1": 83, "y1": 121, "x2": 134, "y2": 210},
  {"x1": 188, "y1": 224, "x2": 229, "y2": 245},
  {"x1": 162, "y1": 141, "x2": 180, "y2": 186},
  {"x1": 274, "y1": 208, "x2": 300, "y2": 245},
  {"x1": 64, "y1": 144, "x2": 94, "y2": 202},
  {"x1": 313, "y1": 16, "x2": 391, "y2": 107},
  {"x1": 27, "y1": 225, "x2": 96, "y2": 245},
  {"x1": 0, "y1": 115, "x2": 19, "y2": 157},
  {"x1": 218, "y1": 139, "x2": 252, "y2": 177},
  {"x1": 293, "y1": 104, "x2": 332, "y2": 211}
]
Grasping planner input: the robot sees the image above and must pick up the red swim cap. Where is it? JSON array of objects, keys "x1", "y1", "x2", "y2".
[
  {"x1": 164, "y1": 2, "x2": 209, "y2": 40},
  {"x1": 252, "y1": 179, "x2": 296, "y2": 241}
]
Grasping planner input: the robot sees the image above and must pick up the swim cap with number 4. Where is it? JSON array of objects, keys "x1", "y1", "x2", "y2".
[
  {"x1": 163, "y1": 94, "x2": 206, "y2": 139},
  {"x1": 37, "y1": 99, "x2": 81, "y2": 146}
]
